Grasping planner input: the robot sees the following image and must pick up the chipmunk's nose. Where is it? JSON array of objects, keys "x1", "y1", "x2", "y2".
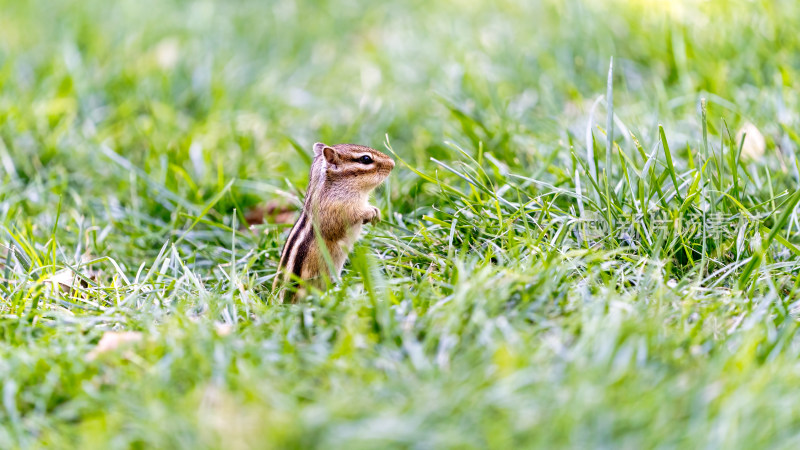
[{"x1": 388, "y1": 158, "x2": 395, "y2": 170}]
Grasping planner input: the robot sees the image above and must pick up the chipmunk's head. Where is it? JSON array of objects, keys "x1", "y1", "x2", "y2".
[{"x1": 313, "y1": 142, "x2": 395, "y2": 192}]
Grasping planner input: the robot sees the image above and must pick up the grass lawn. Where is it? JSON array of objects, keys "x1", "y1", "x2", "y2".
[{"x1": 2, "y1": 0, "x2": 800, "y2": 447}]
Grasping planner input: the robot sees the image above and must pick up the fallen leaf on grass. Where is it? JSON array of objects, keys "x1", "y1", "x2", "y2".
[
  {"x1": 215, "y1": 322, "x2": 234, "y2": 336},
  {"x1": 45, "y1": 268, "x2": 81, "y2": 294},
  {"x1": 43, "y1": 254, "x2": 102, "y2": 295},
  {"x1": 243, "y1": 200, "x2": 296, "y2": 228},
  {"x1": 736, "y1": 122, "x2": 766, "y2": 161},
  {"x1": 86, "y1": 331, "x2": 143, "y2": 361}
]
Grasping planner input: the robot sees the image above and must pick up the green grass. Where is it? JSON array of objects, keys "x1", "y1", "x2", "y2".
[{"x1": 2, "y1": 0, "x2": 800, "y2": 447}]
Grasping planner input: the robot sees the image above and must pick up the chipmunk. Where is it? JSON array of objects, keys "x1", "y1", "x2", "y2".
[{"x1": 272, "y1": 142, "x2": 395, "y2": 302}]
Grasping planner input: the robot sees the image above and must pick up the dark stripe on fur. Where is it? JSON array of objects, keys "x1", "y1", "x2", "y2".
[
  {"x1": 330, "y1": 167, "x2": 372, "y2": 179},
  {"x1": 278, "y1": 212, "x2": 307, "y2": 268},
  {"x1": 291, "y1": 224, "x2": 314, "y2": 280}
]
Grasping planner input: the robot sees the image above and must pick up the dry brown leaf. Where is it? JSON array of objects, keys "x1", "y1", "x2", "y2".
[
  {"x1": 86, "y1": 331, "x2": 144, "y2": 361},
  {"x1": 243, "y1": 200, "x2": 296, "y2": 227},
  {"x1": 45, "y1": 268, "x2": 76, "y2": 294},
  {"x1": 43, "y1": 254, "x2": 102, "y2": 295},
  {"x1": 243, "y1": 205, "x2": 267, "y2": 226}
]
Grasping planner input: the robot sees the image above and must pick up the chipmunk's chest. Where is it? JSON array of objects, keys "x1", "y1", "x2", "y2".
[
  {"x1": 338, "y1": 222, "x2": 363, "y2": 251},
  {"x1": 341, "y1": 197, "x2": 370, "y2": 247}
]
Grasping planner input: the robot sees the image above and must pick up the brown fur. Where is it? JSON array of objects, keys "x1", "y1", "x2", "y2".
[{"x1": 272, "y1": 143, "x2": 395, "y2": 302}]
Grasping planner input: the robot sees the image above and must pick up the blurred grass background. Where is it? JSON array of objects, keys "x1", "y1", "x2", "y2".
[{"x1": 1, "y1": 0, "x2": 800, "y2": 448}]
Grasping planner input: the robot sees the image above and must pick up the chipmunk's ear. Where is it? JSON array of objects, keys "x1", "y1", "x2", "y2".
[
  {"x1": 313, "y1": 142, "x2": 326, "y2": 157},
  {"x1": 322, "y1": 145, "x2": 340, "y2": 166}
]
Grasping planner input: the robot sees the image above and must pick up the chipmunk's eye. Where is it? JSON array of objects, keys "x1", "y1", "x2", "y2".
[{"x1": 358, "y1": 155, "x2": 373, "y2": 165}]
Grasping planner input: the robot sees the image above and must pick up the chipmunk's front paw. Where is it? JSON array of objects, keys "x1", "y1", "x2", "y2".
[{"x1": 362, "y1": 206, "x2": 381, "y2": 225}]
